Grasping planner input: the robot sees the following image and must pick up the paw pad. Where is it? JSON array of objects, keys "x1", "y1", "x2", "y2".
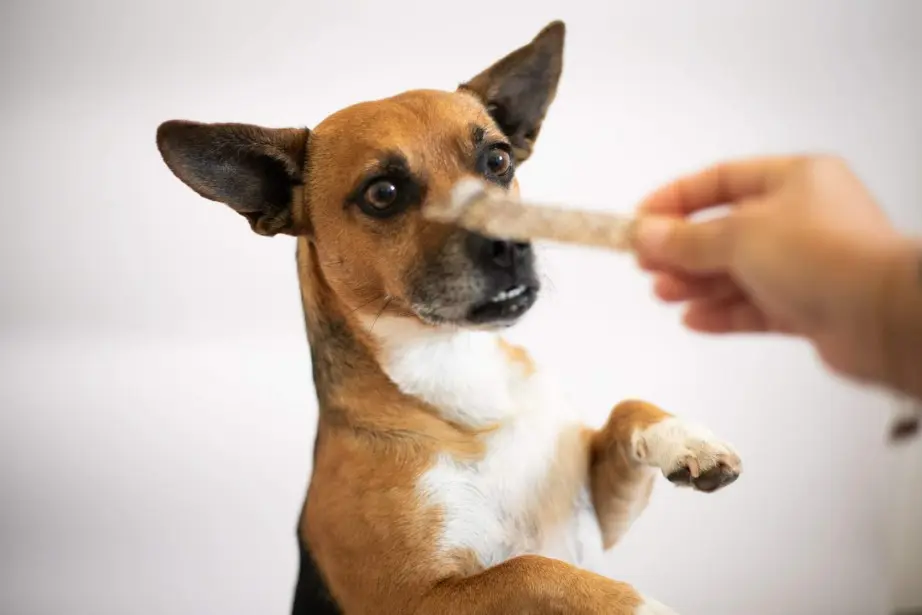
[{"x1": 666, "y1": 453, "x2": 740, "y2": 493}]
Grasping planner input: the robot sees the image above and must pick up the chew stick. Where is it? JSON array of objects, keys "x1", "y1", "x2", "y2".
[{"x1": 425, "y1": 178, "x2": 637, "y2": 252}]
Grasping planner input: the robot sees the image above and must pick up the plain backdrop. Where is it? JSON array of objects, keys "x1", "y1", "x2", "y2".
[{"x1": 2, "y1": 1, "x2": 921, "y2": 614}]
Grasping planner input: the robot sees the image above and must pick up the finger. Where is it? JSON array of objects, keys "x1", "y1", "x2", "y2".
[
  {"x1": 636, "y1": 253, "x2": 686, "y2": 275},
  {"x1": 636, "y1": 254, "x2": 660, "y2": 273},
  {"x1": 633, "y1": 215, "x2": 736, "y2": 274},
  {"x1": 637, "y1": 156, "x2": 803, "y2": 217},
  {"x1": 652, "y1": 273, "x2": 740, "y2": 303},
  {"x1": 682, "y1": 297, "x2": 770, "y2": 334},
  {"x1": 683, "y1": 296, "x2": 800, "y2": 335}
]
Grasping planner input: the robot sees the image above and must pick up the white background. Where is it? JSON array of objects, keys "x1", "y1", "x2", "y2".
[{"x1": 2, "y1": 1, "x2": 921, "y2": 614}]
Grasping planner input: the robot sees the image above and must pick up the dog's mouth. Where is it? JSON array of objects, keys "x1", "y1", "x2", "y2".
[{"x1": 466, "y1": 283, "x2": 539, "y2": 325}]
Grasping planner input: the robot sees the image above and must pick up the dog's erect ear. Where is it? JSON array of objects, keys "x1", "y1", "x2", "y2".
[
  {"x1": 156, "y1": 120, "x2": 310, "y2": 236},
  {"x1": 459, "y1": 21, "x2": 565, "y2": 164}
]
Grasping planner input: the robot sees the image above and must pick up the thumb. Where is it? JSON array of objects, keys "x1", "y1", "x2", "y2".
[{"x1": 632, "y1": 215, "x2": 735, "y2": 273}]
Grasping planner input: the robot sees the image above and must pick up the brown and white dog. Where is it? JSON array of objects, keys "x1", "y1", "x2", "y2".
[{"x1": 156, "y1": 21, "x2": 742, "y2": 615}]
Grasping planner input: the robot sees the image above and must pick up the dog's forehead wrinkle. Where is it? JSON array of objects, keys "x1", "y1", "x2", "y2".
[{"x1": 313, "y1": 89, "x2": 491, "y2": 160}]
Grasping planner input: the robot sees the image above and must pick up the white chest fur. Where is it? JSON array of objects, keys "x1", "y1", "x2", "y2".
[{"x1": 369, "y1": 317, "x2": 606, "y2": 570}]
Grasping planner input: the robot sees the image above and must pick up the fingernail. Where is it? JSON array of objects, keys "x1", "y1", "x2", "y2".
[{"x1": 633, "y1": 217, "x2": 672, "y2": 252}]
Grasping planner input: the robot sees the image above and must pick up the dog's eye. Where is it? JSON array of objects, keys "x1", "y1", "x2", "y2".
[
  {"x1": 364, "y1": 180, "x2": 398, "y2": 209},
  {"x1": 485, "y1": 148, "x2": 512, "y2": 177},
  {"x1": 351, "y1": 170, "x2": 423, "y2": 220}
]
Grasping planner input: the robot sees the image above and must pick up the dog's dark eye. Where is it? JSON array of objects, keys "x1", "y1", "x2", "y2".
[
  {"x1": 477, "y1": 144, "x2": 514, "y2": 187},
  {"x1": 364, "y1": 180, "x2": 398, "y2": 210},
  {"x1": 485, "y1": 148, "x2": 512, "y2": 177},
  {"x1": 348, "y1": 154, "x2": 424, "y2": 219}
]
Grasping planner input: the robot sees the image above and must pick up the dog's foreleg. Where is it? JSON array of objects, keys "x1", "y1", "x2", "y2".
[
  {"x1": 414, "y1": 554, "x2": 677, "y2": 615},
  {"x1": 589, "y1": 400, "x2": 742, "y2": 548}
]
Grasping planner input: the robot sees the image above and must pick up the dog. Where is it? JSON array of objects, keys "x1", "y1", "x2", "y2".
[{"x1": 156, "y1": 21, "x2": 742, "y2": 615}]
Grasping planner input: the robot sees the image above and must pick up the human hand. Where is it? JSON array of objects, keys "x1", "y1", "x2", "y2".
[{"x1": 631, "y1": 155, "x2": 912, "y2": 384}]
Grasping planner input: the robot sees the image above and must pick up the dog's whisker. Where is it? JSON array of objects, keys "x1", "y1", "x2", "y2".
[
  {"x1": 370, "y1": 296, "x2": 393, "y2": 334},
  {"x1": 539, "y1": 273, "x2": 558, "y2": 294},
  {"x1": 348, "y1": 294, "x2": 387, "y2": 315}
]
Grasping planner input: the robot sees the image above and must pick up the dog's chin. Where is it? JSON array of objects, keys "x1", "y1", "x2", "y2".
[{"x1": 413, "y1": 283, "x2": 540, "y2": 330}]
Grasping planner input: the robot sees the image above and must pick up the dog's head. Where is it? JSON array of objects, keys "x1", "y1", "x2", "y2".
[{"x1": 157, "y1": 22, "x2": 564, "y2": 329}]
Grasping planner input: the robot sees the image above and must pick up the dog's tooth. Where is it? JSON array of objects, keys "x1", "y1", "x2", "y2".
[{"x1": 487, "y1": 285, "x2": 530, "y2": 305}]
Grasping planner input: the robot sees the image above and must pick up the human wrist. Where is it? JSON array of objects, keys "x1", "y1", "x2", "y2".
[{"x1": 871, "y1": 237, "x2": 922, "y2": 398}]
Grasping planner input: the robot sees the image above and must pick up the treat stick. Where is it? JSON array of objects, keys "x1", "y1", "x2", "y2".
[{"x1": 425, "y1": 178, "x2": 638, "y2": 252}]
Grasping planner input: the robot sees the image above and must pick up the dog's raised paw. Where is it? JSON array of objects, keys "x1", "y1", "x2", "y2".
[{"x1": 633, "y1": 417, "x2": 742, "y2": 493}]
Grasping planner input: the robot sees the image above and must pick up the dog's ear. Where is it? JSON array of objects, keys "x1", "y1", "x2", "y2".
[
  {"x1": 459, "y1": 20, "x2": 565, "y2": 164},
  {"x1": 156, "y1": 120, "x2": 310, "y2": 236}
]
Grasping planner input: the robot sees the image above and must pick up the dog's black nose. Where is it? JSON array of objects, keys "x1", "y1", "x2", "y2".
[
  {"x1": 489, "y1": 240, "x2": 531, "y2": 269},
  {"x1": 465, "y1": 232, "x2": 536, "y2": 282}
]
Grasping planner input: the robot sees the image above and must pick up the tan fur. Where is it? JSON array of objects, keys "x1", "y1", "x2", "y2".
[
  {"x1": 414, "y1": 555, "x2": 643, "y2": 614},
  {"x1": 498, "y1": 337, "x2": 536, "y2": 377},
  {"x1": 590, "y1": 401, "x2": 671, "y2": 549}
]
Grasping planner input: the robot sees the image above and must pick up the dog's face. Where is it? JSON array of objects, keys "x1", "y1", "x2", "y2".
[{"x1": 157, "y1": 22, "x2": 564, "y2": 329}]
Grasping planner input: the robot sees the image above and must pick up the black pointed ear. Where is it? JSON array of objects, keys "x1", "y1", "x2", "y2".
[
  {"x1": 459, "y1": 21, "x2": 565, "y2": 164},
  {"x1": 156, "y1": 120, "x2": 310, "y2": 236}
]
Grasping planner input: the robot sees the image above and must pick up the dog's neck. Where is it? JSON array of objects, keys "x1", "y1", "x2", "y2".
[
  {"x1": 296, "y1": 238, "x2": 530, "y2": 435},
  {"x1": 362, "y1": 316, "x2": 529, "y2": 427}
]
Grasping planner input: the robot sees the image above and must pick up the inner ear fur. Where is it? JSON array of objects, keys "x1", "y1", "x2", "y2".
[
  {"x1": 459, "y1": 20, "x2": 565, "y2": 164},
  {"x1": 156, "y1": 120, "x2": 309, "y2": 236}
]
